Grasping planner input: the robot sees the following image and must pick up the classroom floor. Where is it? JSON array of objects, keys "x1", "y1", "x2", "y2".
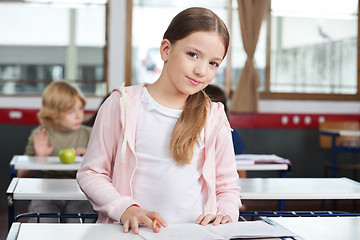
[{"x1": 1, "y1": 200, "x2": 359, "y2": 240}]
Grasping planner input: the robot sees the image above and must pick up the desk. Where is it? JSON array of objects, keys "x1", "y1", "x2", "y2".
[
  {"x1": 7, "y1": 222, "x2": 142, "y2": 240},
  {"x1": 8, "y1": 178, "x2": 360, "y2": 230},
  {"x1": 7, "y1": 221, "x2": 295, "y2": 240},
  {"x1": 238, "y1": 177, "x2": 360, "y2": 199},
  {"x1": 319, "y1": 129, "x2": 360, "y2": 177},
  {"x1": 237, "y1": 162, "x2": 290, "y2": 178},
  {"x1": 11, "y1": 155, "x2": 291, "y2": 178},
  {"x1": 264, "y1": 216, "x2": 360, "y2": 240},
  {"x1": 238, "y1": 177, "x2": 360, "y2": 211},
  {"x1": 236, "y1": 154, "x2": 291, "y2": 178},
  {"x1": 9, "y1": 155, "x2": 83, "y2": 178},
  {"x1": 6, "y1": 178, "x2": 87, "y2": 228}
]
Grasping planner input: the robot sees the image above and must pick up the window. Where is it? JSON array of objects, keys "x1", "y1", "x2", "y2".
[
  {"x1": 130, "y1": 0, "x2": 359, "y2": 101},
  {"x1": 263, "y1": 0, "x2": 359, "y2": 99},
  {"x1": 0, "y1": 0, "x2": 107, "y2": 96},
  {"x1": 130, "y1": 0, "x2": 269, "y2": 97}
]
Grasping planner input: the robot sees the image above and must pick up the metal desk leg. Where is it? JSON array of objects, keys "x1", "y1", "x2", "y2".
[
  {"x1": 332, "y1": 200, "x2": 338, "y2": 211},
  {"x1": 9, "y1": 164, "x2": 16, "y2": 180},
  {"x1": 6, "y1": 178, "x2": 19, "y2": 230},
  {"x1": 7, "y1": 190, "x2": 16, "y2": 230},
  {"x1": 279, "y1": 200, "x2": 285, "y2": 211}
]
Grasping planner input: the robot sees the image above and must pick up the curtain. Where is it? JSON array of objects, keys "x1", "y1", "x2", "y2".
[{"x1": 230, "y1": 0, "x2": 268, "y2": 113}]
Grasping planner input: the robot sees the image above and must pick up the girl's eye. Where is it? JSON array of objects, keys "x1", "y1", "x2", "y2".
[
  {"x1": 188, "y1": 52, "x2": 198, "y2": 59},
  {"x1": 210, "y1": 62, "x2": 219, "y2": 67}
]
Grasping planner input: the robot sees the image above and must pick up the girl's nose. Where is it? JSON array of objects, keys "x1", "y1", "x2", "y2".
[{"x1": 194, "y1": 62, "x2": 207, "y2": 77}]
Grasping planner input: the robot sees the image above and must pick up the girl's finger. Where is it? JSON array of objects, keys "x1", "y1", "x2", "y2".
[
  {"x1": 145, "y1": 217, "x2": 160, "y2": 233},
  {"x1": 212, "y1": 215, "x2": 223, "y2": 226},
  {"x1": 148, "y1": 212, "x2": 167, "y2": 228},
  {"x1": 200, "y1": 214, "x2": 215, "y2": 226},
  {"x1": 220, "y1": 215, "x2": 232, "y2": 224},
  {"x1": 130, "y1": 218, "x2": 139, "y2": 234},
  {"x1": 195, "y1": 214, "x2": 205, "y2": 224},
  {"x1": 122, "y1": 220, "x2": 129, "y2": 233}
]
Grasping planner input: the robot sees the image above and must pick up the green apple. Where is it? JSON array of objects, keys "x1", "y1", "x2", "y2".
[{"x1": 58, "y1": 148, "x2": 76, "y2": 164}]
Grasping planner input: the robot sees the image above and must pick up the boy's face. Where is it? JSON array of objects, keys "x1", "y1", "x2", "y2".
[{"x1": 57, "y1": 97, "x2": 84, "y2": 131}]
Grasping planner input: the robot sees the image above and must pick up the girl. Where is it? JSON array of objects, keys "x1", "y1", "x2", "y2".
[
  {"x1": 77, "y1": 7, "x2": 241, "y2": 233},
  {"x1": 21, "y1": 80, "x2": 95, "y2": 222}
]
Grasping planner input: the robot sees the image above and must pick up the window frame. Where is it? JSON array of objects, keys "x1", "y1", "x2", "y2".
[
  {"x1": 125, "y1": 0, "x2": 360, "y2": 101},
  {"x1": 261, "y1": 0, "x2": 360, "y2": 101},
  {"x1": 0, "y1": 1, "x2": 109, "y2": 97}
]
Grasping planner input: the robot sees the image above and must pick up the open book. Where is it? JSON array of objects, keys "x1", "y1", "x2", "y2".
[
  {"x1": 236, "y1": 154, "x2": 291, "y2": 165},
  {"x1": 139, "y1": 221, "x2": 296, "y2": 240}
]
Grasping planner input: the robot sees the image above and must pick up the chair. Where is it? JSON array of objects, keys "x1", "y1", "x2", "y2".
[
  {"x1": 232, "y1": 128, "x2": 247, "y2": 179},
  {"x1": 319, "y1": 121, "x2": 360, "y2": 179},
  {"x1": 232, "y1": 128, "x2": 245, "y2": 155}
]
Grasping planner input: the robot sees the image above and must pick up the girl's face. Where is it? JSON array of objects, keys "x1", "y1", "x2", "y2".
[
  {"x1": 161, "y1": 31, "x2": 226, "y2": 98},
  {"x1": 57, "y1": 97, "x2": 84, "y2": 131}
]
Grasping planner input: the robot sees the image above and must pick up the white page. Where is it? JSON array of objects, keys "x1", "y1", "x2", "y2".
[
  {"x1": 205, "y1": 221, "x2": 296, "y2": 239},
  {"x1": 236, "y1": 154, "x2": 290, "y2": 164},
  {"x1": 139, "y1": 221, "x2": 296, "y2": 240},
  {"x1": 139, "y1": 223, "x2": 224, "y2": 240}
]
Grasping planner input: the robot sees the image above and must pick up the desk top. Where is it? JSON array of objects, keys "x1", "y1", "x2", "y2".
[
  {"x1": 265, "y1": 216, "x2": 360, "y2": 240},
  {"x1": 8, "y1": 177, "x2": 360, "y2": 202},
  {"x1": 7, "y1": 178, "x2": 87, "y2": 201},
  {"x1": 320, "y1": 129, "x2": 360, "y2": 137},
  {"x1": 11, "y1": 155, "x2": 289, "y2": 172},
  {"x1": 238, "y1": 177, "x2": 360, "y2": 200},
  {"x1": 7, "y1": 223, "x2": 142, "y2": 240},
  {"x1": 237, "y1": 162, "x2": 288, "y2": 171},
  {"x1": 10, "y1": 155, "x2": 83, "y2": 171}
]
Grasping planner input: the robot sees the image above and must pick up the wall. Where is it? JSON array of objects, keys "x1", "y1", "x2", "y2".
[{"x1": 0, "y1": 124, "x2": 34, "y2": 207}]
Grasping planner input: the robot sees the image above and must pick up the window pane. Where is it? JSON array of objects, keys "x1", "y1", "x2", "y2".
[
  {"x1": 0, "y1": 1, "x2": 106, "y2": 95},
  {"x1": 132, "y1": 0, "x2": 230, "y2": 88},
  {"x1": 270, "y1": 0, "x2": 358, "y2": 94}
]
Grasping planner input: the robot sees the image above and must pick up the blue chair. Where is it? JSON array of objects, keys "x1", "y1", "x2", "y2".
[{"x1": 232, "y1": 128, "x2": 245, "y2": 155}]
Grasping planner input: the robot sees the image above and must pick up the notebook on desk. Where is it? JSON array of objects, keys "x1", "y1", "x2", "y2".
[
  {"x1": 236, "y1": 154, "x2": 291, "y2": 165},
  {"x1": 139, "y1": 221, "x2": 296, "y2": 240}
]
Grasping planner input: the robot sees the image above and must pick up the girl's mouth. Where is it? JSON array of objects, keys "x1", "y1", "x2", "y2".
[{"x1": 188, "y1": 77, "x2": 201, "y2": 86}]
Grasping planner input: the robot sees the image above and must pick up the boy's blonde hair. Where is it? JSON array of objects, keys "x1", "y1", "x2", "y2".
[{"x1": 37, "y1": 80, "x2": 86, "y2": 128}]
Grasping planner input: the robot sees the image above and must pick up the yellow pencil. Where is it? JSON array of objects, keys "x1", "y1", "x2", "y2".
[{"x1": 152, "y1": 219, "x2": 157, "y2": 228}]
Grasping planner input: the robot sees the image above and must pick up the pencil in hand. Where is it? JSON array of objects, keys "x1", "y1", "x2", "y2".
[{"x1": 152, "y1": 219, "x2": 157, "y2": 228}]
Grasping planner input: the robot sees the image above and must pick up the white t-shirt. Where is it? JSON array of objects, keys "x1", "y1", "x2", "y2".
[{"x1": 132, "y1": 87, "x2": 205, "y2": 224}]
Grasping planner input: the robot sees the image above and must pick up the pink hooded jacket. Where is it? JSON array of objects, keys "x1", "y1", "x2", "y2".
[{"x1": 77, "y1": 84, "x2": 241, "y2": 223}]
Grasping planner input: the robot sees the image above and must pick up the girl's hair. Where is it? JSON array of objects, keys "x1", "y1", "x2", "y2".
[
  {"x1": 37, "y1": 80, "x2": 86, "y2": 128},
  {"x1": 204, "y1": 84, "x2": 228, "y2": 113},
  {"x1": 165, "y1": 7, "x2": 230, "y2": 164}
]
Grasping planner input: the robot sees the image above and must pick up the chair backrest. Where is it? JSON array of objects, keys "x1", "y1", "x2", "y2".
[
  {"x1": 232, "y1": 128, "x2": 245, "y2": 154},
  {"x1": 319, "y1": 121, "x2": 360, "y2": 149}
]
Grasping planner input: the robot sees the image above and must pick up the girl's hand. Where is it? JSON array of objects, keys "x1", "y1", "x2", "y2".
[
  {"x1": 196, "y1": 214, "x2": 232, "y2": 226},
  {"x1": 34, "y1": 128, "x2": 53, "y2": 157},
  {"x1": 76, "y1": 147, "x2": 86, "y2": 156},
  {"x1": 120, "y1": 205, "x2": 167, "y2": 234}
]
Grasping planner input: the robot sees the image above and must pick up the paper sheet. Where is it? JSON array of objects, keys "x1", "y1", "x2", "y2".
[
  {"x1": 139, "y1": 223, "x2": 223, "y2": 240},
  {"x1": 236, "y1": 154, "x2": 290, "y2": 164},
  {"x1": 205, "y1": 221, "x2": 296, "y2": 239},
  {"x1": 139, "y1": 221, "x2": 296, "y2": 240}
]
